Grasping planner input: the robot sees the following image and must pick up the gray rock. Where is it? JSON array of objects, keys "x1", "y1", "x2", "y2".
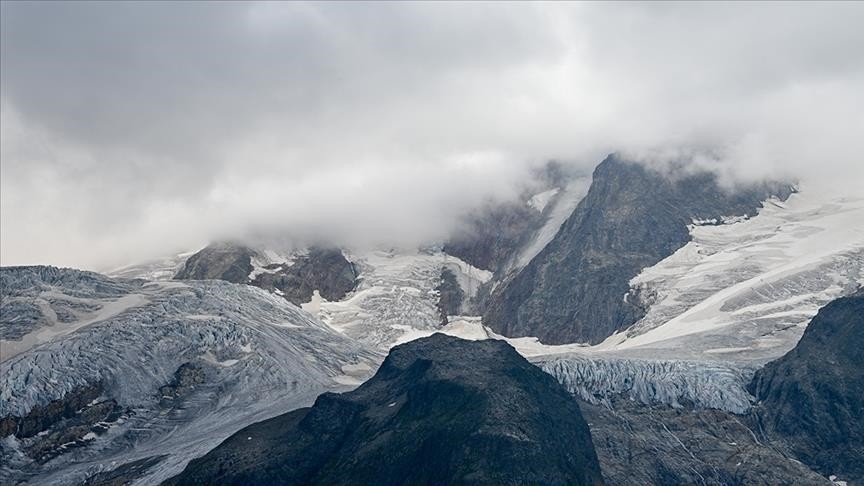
[
  {"x1": 435, "y1": 268, "x2": 464, "y2": 324},
  {"x1": 582, "y1": 398, "x2": 829, "y2": 485},
  {"x1": 251, "y1": 247, "x2": 357, "y2": 305},
  {"x1": 82, "y1": 455, "x2": 167, "y2": 486},
  {"x1": 174, "y1": 243, "x2": 358, "y2": 306},
  {"x1": 749, "y1": 289, "x2": 864, "y2": 483},
  {"x1": 173, "y1": 242, "x2": 255, "y2": 283}
]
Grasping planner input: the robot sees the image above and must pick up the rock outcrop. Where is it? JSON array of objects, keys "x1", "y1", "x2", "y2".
[
  {"x1": 173, "y1": 242, "x2": 255, "y2": 283},
  {"x1": 174, "y1": 243, "x2": 357, "y2": 306},
  {"x1": 444, "y1": 200, "x2": 548, "y2": 275},
  {"x1": 435, "y1": 268, "x2": 464, "y2": 324},
  {"x1": 749, "y1": 290, "x2": 864, "y2": 483},
  {"x1": 166, "y1": 334, "x2": 604, "y2": 485},
  {"x1": 251, "y1": 247, "x2": 357, "y2": 305}
]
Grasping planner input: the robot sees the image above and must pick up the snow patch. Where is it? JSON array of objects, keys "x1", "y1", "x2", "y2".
[
  {"x1": 511, "y1": 177, "x2": 591, "y2": 271},
  {"x1": 612, "y1": 190, "x2": 864, "y2": 360},
  {"x1": 527, "y1": 188, "x2": 560, "y2": 212}
]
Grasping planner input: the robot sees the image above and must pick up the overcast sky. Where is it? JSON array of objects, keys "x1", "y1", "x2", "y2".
[{"x1": 2, "y1": 1, "x2": 863, "y2": 270}]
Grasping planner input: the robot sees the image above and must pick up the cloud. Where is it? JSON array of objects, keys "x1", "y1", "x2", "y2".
[{"x1": 2, "y1": 2, "x2": 863, "y2": 269}]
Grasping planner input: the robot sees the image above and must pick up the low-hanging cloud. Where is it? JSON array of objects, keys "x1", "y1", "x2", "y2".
[{"x1": 2, "y1": 2, "x2": 863, "y2": 270}]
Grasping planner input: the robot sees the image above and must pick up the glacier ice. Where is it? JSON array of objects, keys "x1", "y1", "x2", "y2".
[
  {"x1": 0, "y1": 266, "x2": 378, "y2": 485},
  {"x1": 536, "y1": 355, "x2": 757, "y2": 414},
  {"x1": 310, "y1": 249, "x2": 490, "y2": 350},
  {"x1": 608, "y1": 192, "x2": 864, "y2": 360}
]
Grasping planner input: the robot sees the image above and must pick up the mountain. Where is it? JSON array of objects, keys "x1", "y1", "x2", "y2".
[
  {"x1": 483, "y1": 154, "x2": 794, "y2": 345},
  {"x1": 749, "y1": 289, "x2": 864, "y2": 483},
  {"x1": 166, "y1": 334, "x2": 604, "y2": 486},
  {"x1": 6, "y1": 155, "x2": 859, "y2": 485},
  {"x1": 0, "y1": 266, "x2": 377, "y2": 485},
  {"x1": 174, "y1": 243, "x2": 357, "y2": 306}
]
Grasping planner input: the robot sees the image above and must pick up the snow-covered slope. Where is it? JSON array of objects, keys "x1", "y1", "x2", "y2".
[
  {"x1": 510, "y1": 176, "x2": 591, "y2": 272},
  {"x1": 0, "y1": 267, "x2": 378, "y2": 485},
  {"x1": 104, "y1": 251, "x2": 195, "y2": 281},
  {"x1": 600, "y1": 191, "x2": 864, "y2": 361},
  {"x1": 304, "y1": 249, "x2": 492, "y2": 350}
]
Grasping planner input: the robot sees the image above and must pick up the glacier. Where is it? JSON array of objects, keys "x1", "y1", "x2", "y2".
[
  {"x1": 0, "y1": 266, "x2": 378, "y2": 485},
  {"x1": 307, "y1": 248, "x2": 492, "y2": 350},
  {"x1": 536, "y1": 355, "x2": 757, "y2": 414}
]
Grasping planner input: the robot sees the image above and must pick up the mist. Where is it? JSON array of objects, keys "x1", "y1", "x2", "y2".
[{"x1": 2, "y1": 2, "x2": 863, "y2": 270}]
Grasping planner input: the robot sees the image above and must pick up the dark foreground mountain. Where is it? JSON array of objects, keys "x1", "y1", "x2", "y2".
[
  {"x1": 749, "y1": 289, "x2": 864, "y2": 483},
  {"x1": 484, "y1": 154, "x2": 793, "y2": 344},
  {"x1": 166, "y1": 334, "x2": 604, "y2": 486}
]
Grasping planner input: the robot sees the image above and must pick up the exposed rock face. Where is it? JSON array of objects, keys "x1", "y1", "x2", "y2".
[
  {"x1": 158, "y1": 363, "x2": 207, "y2": 406},
  {"x1": 581, "y1": 398, "x2": 830, "y2": 485},
  {"x1": 435, "y1": 268, "x2": 464, "y2": 324},
  {"x1": 166, "y1": 334, "x2": 604, "y2": 486},
  {"x1": 252, "y1": 247, "x2": 357, "y2": 305},
  {"x1": 173, "y1": 242, "x2": 255, "y2": 283},
  {"x1": 484, "y1": 155, "x2": 793, "y2": 344},
  {"x1": 0, "y1": 383, "x2": 104, "y2": 439},
  {"x1": 174, "y1": 243, "x2": 357, "y2": 306},
  {"x1": 0, "y1": 382, "x2": 130, "y2": 465},
  {"x1": 749, "y1": 290, "x2": 864, "y2": 483},
  {"x1": 83, "y1": 455, "x2": 168, "y2": 486}
]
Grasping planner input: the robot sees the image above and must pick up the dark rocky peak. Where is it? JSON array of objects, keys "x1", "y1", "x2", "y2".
[
  {"x1": 749, "y1": 289, "x2": 864, "y2": 483},
  {"x1": 166, "y1": 334, "x2": 604, "y2": 485},
  {"x1": 483, "y1": 154, "x2": 794, "y2": 345}
]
